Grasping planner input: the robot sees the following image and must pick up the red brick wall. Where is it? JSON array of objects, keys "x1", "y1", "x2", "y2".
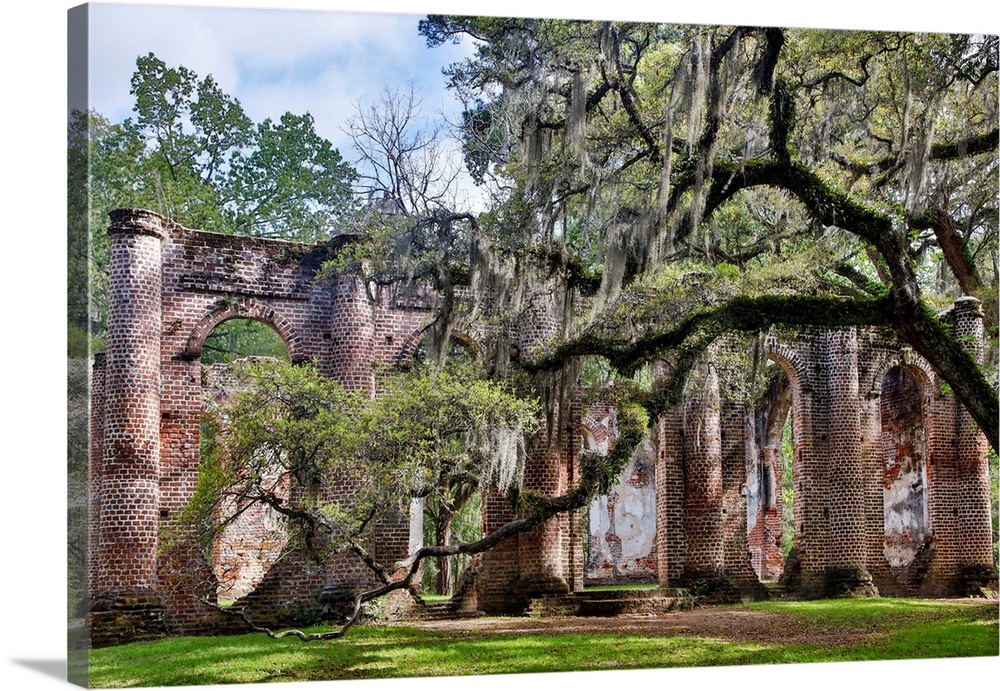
[{"x1": 91, "y1": 211, "x2": 430, "y2": 641}]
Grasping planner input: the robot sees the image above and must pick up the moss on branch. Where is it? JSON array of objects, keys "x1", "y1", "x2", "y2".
[{"x1": 521, "y1": 293, "x2": 893, "y2": 375}]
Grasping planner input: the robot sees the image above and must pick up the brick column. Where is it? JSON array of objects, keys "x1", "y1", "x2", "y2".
[
  {"x1": 322, "y1": 275, "x2": 394, "y2": 604},
  {"x1": 720, "y1": 401, "x2": 757, "y2": 591},
  {"x1": 823, "y1": 328, "x2": 876, "y2": 596},
  {"x1": 326, "y1": 275, "x2": 375, "y2": 392},
  {"x1": 477, "y1": 492, "x2": 522, "y2": 611},
  {"x1": 476, "y1": 304, "x2": 571, "y2": 604},
  {"x1": 655, "y1": 406, "x2": 686, "y2": 588},
  {"x1": 88, "y1": 354, "x2": 106, "y2": 601},
  {"x1": 92, "y1": 209, "x2": 167, "y2": 645},
  {"x1": 934, "y1": 298, "x2": 996, "y2": 594},
  {"x1": 516, "y1": 415, "x2": 572, "y2": 595},
  {"x1": 683, "y1": 366, "x2": 725, "y2": 581}
]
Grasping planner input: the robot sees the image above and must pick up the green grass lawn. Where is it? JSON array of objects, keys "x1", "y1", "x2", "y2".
[{"x1": 88, "y1": 599, "x2": 998, "y2": 688}]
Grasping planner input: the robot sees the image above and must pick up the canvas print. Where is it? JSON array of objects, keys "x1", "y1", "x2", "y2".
[{"x1": 67, "y1": 2, "x2": 999, "y2": 687}]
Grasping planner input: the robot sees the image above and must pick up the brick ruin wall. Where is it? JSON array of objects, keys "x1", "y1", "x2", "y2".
[
  {"x1": 581, "y1": 399, "x2": 658, "y2": 586},
  {"x1": 202, "y1": 362, "x2": 290, "y2": 603},
  {"x1": 88, "y1": 209, "x2": 997, "y2": 644}
]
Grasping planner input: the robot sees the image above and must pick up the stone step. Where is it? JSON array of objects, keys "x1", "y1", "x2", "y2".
[
  {"x1": 527, "y1": 589, "x2": 695, "y2": 617},
  {"x1": 575, "y1": 587, "x2": 686, "y2": 602},
  {"x1": 407, "y1": 599, "x2": 482, "y2": 621}
]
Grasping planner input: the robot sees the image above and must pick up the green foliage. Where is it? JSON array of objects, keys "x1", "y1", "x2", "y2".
[
  {"x1": 122, "y1": 53, "x2": 357, "y2": 238},
  {"x1": 370, "y1": 361, "x2": 541, "y2": 500},
  {"x1": 780, "y1": 411, "x2": 795, "y2": 558},
  {"x1": 580, "y1": 355, "x2": 651, "y2": 391},
  {"x1": 73, "y1": 53, "x2": 358, "y2": 346},
  {"x1": 185, "y1": 359, "x2": 540, "y2": 563}
]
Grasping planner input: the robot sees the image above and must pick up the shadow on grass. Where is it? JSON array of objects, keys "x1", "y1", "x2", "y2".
[{"x1": 88, "y1": 600, "x2": 1000, "y2": 688}]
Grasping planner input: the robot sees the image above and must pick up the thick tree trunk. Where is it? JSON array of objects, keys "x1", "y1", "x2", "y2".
[
  {"x1": 434, "y1": 514, "x2": 454, "y2": 596},
  {"x1": 908, "y1": 210, "x2": 983, "y2": 297}
]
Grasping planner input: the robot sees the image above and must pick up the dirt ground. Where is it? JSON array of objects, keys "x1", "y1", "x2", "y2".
[{"x1": 407, "y1": 608, "x2": 867, "y2": 646}]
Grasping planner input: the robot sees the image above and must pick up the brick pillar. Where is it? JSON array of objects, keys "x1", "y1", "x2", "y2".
[
  {"x1": 326, "y1": 275, "x2": 375, "y2": 392},
  {"x1": 823, "y1": 328, "x2": 876, "y2": 597},
  {"x1": 477, "y1": 491, "x2": 521, "y2": 612},
  {"x1": 720, "y1": 401, "x2": 758, "y2": 592},
  {"x1": 514, "y1": 301, "x2": 572, "y2": 598},
  {"x1": 476, "y1": 304, "x2": 571, "y2": 605},
  {"x1": 655, "y1": 407, "x2": 686, "y2": 588},
  {"x1": 683, "y1": 366, "x2": 725, "y2": 581},
  {"x1": 516, "y1": 414, "x2": 571, "y2": 595},
  {"x1": 88, "y1": 353, "x2": 106, "y2": 602},
  {"x1": 92, "y1": 209, "x2": 167, "y2": 645},
  {"x1": 323, "y1": 275, "x2": 391, "y2": 603},
  {"x1": 932, "y1": 298, "x2": 996, "y2": 594},
  {"x1": 564, "y1": 396, "x2": 585, "y2": 593}
]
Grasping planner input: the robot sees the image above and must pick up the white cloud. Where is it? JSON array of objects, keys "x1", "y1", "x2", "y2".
[{"x1": 86, "y1": 3, "x2": 474, "y2": 155}]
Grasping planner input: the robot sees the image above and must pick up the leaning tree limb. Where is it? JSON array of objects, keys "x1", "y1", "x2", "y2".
[
  {"x1": 663, "y1": 138, "x2": 1000, "y2": 452},
  {"x1": 198, "y1": 400, "x2": 649, "y2": 641}
]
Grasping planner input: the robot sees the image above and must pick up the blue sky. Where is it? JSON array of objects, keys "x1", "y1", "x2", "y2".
[{"x1": 85, "y1": 3, "x2": 478, "y2": 157}]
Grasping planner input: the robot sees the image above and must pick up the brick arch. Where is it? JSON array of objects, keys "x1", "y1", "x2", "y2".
[
  {"x1": 765, "y1": 338, "x2": 811, "y2": 390},
  {"x1": 746, "y1": 369, "x2": 795, "y2": 581},
  {"x1": 184, "y1": 297, "x2": 304, "y2": 363},
  {"x1": 580, "y1": 414, "x2": 611, "y2": 452},
  {"x1": 394, "y1": 325, "x2": 479, "y2": 368},
  {"x1": 876, "y1": 356, "x2": 933, "y2": 572},
  {"x1": 866, "y1": 350, "x2": 935, "y2": 400}
]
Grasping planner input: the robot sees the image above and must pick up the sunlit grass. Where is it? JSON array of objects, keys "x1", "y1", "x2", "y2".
[
  {"x1": 419, "y1": 594, "x2": 452, "y2": 602},
  {"x1": 88, "y1": 599, "x2": 998, "y2": 688}
]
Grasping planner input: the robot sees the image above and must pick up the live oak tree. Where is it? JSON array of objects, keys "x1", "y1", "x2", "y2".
[
  {"x1": 76, "y1": 18, "x2": 999, "y2": 636},
  {"x1": 410, "y1": 18, "x2": 999, "y2": 450}
]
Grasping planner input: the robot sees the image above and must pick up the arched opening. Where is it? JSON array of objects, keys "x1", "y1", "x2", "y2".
[
  {"x1": 200, "y1": 317, "x2": 289, "y2": 365},
  {"x1": 578, "y1": 355, "x2": 657, "y2": 589},
  {"x1": 880, "y1": 366, "x2": 929, "y2": 570},
  {"x1": 747, "y1": 369, "x2": 797, "y2": 584},
  {"x1": 410, "y1": 330, "x2": 478, "y2": 371},
  {"x1": 581, "y1": 413, "x2": 658, "y2": 588},
  {"x1": 199, "y1": 317, "x2": 291, "y2": 604},
  {"x1": 411, "y1": 331, "x2": 485, "y2": 598}
]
